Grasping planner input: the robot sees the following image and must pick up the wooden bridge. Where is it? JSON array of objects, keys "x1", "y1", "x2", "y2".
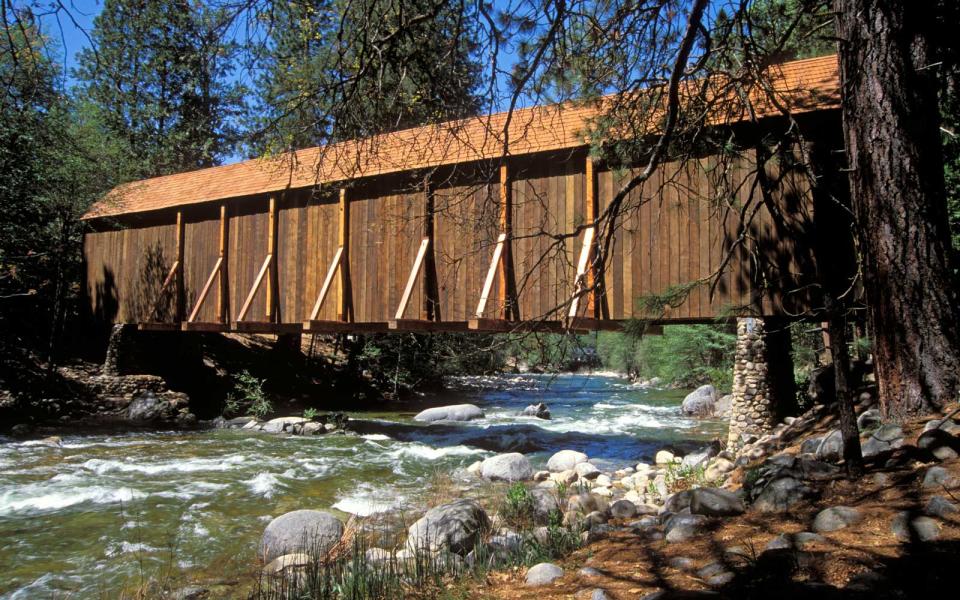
[{"x1": 81, "y1": 55, "x2": 844, "y2": 335}]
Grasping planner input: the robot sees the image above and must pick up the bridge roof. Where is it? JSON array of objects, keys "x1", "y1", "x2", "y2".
[{"x1": 84, "y1": 54, "x2": 839, "y2": 220}]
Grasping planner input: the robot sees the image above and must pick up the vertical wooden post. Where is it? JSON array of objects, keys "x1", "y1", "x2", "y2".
[
  {"x1": 265, "y1": 196, "x2": 278, "y2": 322},
  {"x1": 585, "y1": 157, "x2": 598, "y2": 319},
  {"x1": 422, "y1": 175, "x2": 441, "y2": 321},
  {"x1": 175, "y1": 210, "x2": 185, "y2": 321},
  {"x1": 337, "y1": 188, "x2": 353, "y2": 321},
  {"x1": 217, "y1": 204, "x2": 229, "y2": 323},
  {"x1": 498, "y1": 162, "x2": 520, "y2": 320}
]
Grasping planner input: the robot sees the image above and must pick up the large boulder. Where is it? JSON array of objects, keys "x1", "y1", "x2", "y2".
[
  {"x1": 681, "y1": 385, "x2": 718, "y2": 416},
  {"x1": 547, "y1": 450, "x2": 588, "y2": 472},
  {"x1": 406, "y1": 499, "x2": 490, "y2": 555},
  {"x1": 480, "y1": 453, "x2": 533, "y2": 481},
  {"x1": 690, "y1": 488, "x2": 745, "y2": 517},
  {"x1": 414, "y1": 404, "x2": 484, "y2": 422},
  {"x1": 259, "y1": 510, "x2": 344, "y2": 562}
]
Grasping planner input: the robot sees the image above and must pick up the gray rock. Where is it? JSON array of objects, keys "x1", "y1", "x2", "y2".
[
  {"x1": 924, "y1": 495, "x2": 959, "y2": 518},
  {"x1": 126, "y1": 392, "x2": 173, "y2": 422},
  {"x1": 526, "y1": 562, "x2": 563, "y2": 586},
  {"x1": 668, "y1": 556, "x2": 694, "y2": 570},
  {"x1": 812, "y1": 506, "x2": 862, "y2": 533},
  {"x1": 815, "y1": 429, "x2": 843, "y2": 460},
  {"x1": 690, "y1": 488, "x2": 745, "y2": 517},
  {"x1": 752, "y1": 477, "x2": 814, "y2": 512},
  {"x1": 891, "y1": 512, "x2": 941, "y2": 542},
  {"x1": 530, "y1": 487, "x2": 561, "y2": 524},
  {"x1": 522, "y1": 402, "x2": 551, "y2": 419},
  {"x1": 578, "y1": 589, "x2": 610, "y2": 600},
  {"x1": 406, "y1": 499, "x2": 489, "y2": 555},
  {"x1": 609, "y1": 499, "x2": 638, "y2": 519},
  {"x1": 583, "y1": 511, "x2": 609, "y2": 528},
  {"x1": 414, "y1": 404, "x2": 484, "y2": 422},
  {"x1": 547, "y1": 450, "x2": 589, "y2": 472},
  {"x1": 917, "y1": 428, "x2": 960, "y2": 461},
  {"x1": 856, "y1": 409, "x2": 882, "y2": 431},
  {"x1": 259, "y1": 510, "x2": 344, "y2": 562},
  {"x1": 489, "y1": 531, "x2": 523, "y2": 553},
  {"x1": 480, "y1": 453, "x2": 533, "y2": 481},
  {"x1": 923, "y1": 417, "x2": 960, "y2": 435},
  {"x1": 714, "y1": 394, "x2": 733, "y2": 418},
  {"x1": 766, "y1": 531, "x2": 825, "y2": 550},
  {"x1": 795, "y1": 457, "x2": 843, "y2": 481},
  {"x1": 567, "y1": 492, "x2": 609, "y2": 515},
  {"x1": 860, "y1": 424, "x2": 904, "y2": 458},
  {"x1": 800, "y1": 435, "x2": 823, "y2": 455},
  {"x1": 662, "y1": 489, "x2": 694, "y2": 514},
  {"x1": 664, "y1": 514, "x2": 707, "y2": 543},
  {"x1": 578, "y1": 566, "x2": 602, "y2": 577},
  {"x1": 706, "y1": 572, "x2": 735, "y2": 587},
  {"x1": 261, "y1": 416, "x2": 308, "y2": 434},
  {"x1": 681, "y1": 385, "x2": 718, "y2": 416},
  {"x1": 921, "y1": 466, "x2": 957, "y2": 489},
  {"x1": 681, "y1": 444, "x2": 719, "y2": 469},
  {"x1": 575, "y1": 462, "x2": 601, "y2": 480},
  {"x1": 301, "y1": 422, "x2": 323, "y2": 435},
  {"x1": 765, "y1": 535, "x2": 793, "y2": 550}
]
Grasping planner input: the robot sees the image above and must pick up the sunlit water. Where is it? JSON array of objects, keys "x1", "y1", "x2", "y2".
[{"x1": 0, "y1": 373, "x2": 725, "y2": 598}]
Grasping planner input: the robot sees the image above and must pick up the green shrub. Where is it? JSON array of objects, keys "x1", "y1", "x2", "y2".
[
  {"x1": 233, "y1": 370, "x2": 272, "y2": 419},
  {"x1": 302, "y1": 407, "x2": 320, "y2": 420},
  {"x1": 501, "y1": 483, "x2": 535, "y2": 528}
]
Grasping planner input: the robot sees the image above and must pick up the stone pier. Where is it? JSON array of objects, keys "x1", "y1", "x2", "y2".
[{"x1": 727, "y1": 317, "x2": 796, "y2": 449}]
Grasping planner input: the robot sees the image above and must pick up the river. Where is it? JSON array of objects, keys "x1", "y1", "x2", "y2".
[{"x1": 0, "y1": 373, "x2": 725, "y2": 598}]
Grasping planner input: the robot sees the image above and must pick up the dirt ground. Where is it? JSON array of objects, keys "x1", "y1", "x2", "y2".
[{"x1": 468, "y1": 406, "x2": 960, "y2": 599}]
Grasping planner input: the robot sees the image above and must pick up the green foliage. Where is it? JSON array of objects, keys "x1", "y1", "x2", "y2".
[
  {"x1": 502, "y1": 332, "x2": 599, "y2": 371},
  {"x1": 302, "y1": 407, "x2": 320, "y2": 420},
  {"x1": 663, "y1": 462, "x2": 716, "y2": 492},
  {"x1": 596, "y1": 325, "x2": 736, "y2": 390},
  {"x1": 233, "y1": 370, "x2": 272, "y2": 419},
  {"x1": 75, "y1": 0, "x2": 245, "y2": 177},
  {"x1": 500, "y1": 483, "x2": 535, "y2": 529},
  {"x1": 249, "y1": 0, "x2": 483, "y2": 153},
  {"x1": 354, "y1": 333, "x2": 506, "y2": 393}
]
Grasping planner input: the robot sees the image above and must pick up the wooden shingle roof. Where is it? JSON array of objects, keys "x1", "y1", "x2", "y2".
[{"x1": 84, "y1": 54, "x2": 840, "y2": 220}]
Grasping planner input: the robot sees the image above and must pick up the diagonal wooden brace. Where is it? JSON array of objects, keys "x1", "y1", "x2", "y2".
[{"x1": 308, "y1": 246, "x2": 344, "y2": 321}]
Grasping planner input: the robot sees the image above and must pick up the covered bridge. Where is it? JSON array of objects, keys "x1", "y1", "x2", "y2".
[{"x1": 81, "y1": 55, "x2": 847, "y2": 336}]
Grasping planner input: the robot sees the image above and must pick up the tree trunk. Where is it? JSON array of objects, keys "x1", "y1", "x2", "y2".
[
  {"x1": 834, "y1": 0, "x2": 960, "y2": 419},
  {"x1": 825, "y1": 295, "x2": 863, "y2": 478}
]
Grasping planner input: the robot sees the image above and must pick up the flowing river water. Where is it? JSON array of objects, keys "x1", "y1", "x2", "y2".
[{"x1": 0, "y1": 373, "x2": 725, "y2": 598}]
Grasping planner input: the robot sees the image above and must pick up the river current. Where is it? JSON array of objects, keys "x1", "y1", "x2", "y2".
[{"x1": 0, "y1": 373, "x2": 724, "y2": 598}]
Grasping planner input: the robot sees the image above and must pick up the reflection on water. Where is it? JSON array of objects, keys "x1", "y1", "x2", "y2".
[{"x1": 0, "y1": 372, "x2": 724, "y2": 598}]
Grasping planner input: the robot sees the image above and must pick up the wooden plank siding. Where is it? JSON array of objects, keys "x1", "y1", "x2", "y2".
[{"x1": 83, "y1": 132, "x2": 828, "y2": 329}]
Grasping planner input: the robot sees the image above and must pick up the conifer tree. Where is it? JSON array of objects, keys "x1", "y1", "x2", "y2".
[{"x1": 75, "y1": 0, "x2": 244, "y2": 176}]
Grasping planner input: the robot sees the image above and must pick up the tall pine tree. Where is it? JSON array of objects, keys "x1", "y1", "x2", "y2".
[
  {"x1": 248, "y1": 0, "x2": 483, "y2": 153},
  {"x1": 76, "y1": 0, "x2": 244, "y2": 177}
]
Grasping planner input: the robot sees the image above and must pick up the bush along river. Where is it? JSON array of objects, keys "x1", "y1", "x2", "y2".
[{"x1": 0, "y1": 373, "x2": 726, "y2": 598}]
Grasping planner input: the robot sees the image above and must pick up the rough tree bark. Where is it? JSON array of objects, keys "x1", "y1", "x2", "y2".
[{"x1": 834, "y1": 0, "x2": 960, "y2": 419}]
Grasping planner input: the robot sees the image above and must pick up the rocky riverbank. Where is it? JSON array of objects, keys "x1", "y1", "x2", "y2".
[{"x1": 231, "y1": 393, "x2": 960, "y2": 600}]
